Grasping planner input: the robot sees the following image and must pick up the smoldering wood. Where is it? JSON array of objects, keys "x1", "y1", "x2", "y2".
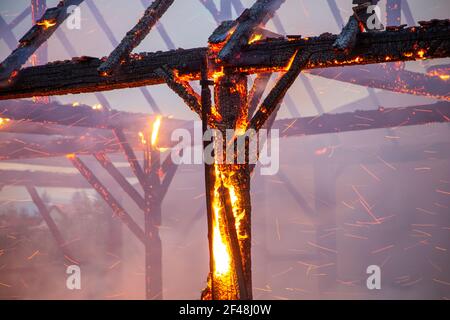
[
  {"x1": 200, "y1": 55, "x2": 216, "y2": 299},
  {"x1": 2, "y1": 20, "x2": 448, "y2": 100},
  {"x1": 0, "y1": 0, "x2": 84, "y2": 82},
  {"x1": 307, "y1": 65, "x2": 449, "y2": 101},
  {"x1": 247, "y1": 73, "x2": 271, "y2": 118},
  {"x1": 0, "y1": 99, "x2": 183, "y2": 131},
  {"x1": 273, "y1": 101, "x2": 450, "y2": 138},
  {"x1": 69, "y1": 155, "x2": 147, "y2": 244},
  {"x1": 250, "y1": 50, "x2": 309, "y2": 131},
  {"x1": 333, "y1": 15, "x2": 360, "y2": 52},
  {"x1": 1, "y1": 100, "x2": 448, "y2": 161},
  {"x1": 155, "y1": 66, "x2": 203, "y2": 118},
  {"x1": 98, "y1": 0, "x2": 175, "y2": 76},
  {"x1": 217, "y1": 0, "x2": 286, "y2": 62},
  {"x1": 220, "y1": 184, "x2": 250, "y2": 300}
]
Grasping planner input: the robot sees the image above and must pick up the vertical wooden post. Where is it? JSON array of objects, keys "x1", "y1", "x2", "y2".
[
  {"x1": 206, "y1": 69, "x2": 252, "y2": 300},
  {"x1": 143, "y1": 128, "x2": 162, "y2": 300}
]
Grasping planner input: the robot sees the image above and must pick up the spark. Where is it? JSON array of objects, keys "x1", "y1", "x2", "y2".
[{"x1": 371, "y1": 245, "x2": 395, "y2": 254}]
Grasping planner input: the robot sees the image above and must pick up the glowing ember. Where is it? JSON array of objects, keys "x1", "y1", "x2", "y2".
[
  {"x1": 138, "y1": 131, "x2": 147, "y2": 145},
  {"x1": 284, "y1": 50, "x2": 299, "y2": 71},
  {"x1": 212, "y1": 67, "x2": 225, "y2": 83},
  {"x1": 417, "y1": 49, "x2": 426, "y2": 59},
  {"x1": 0, "y1": 117, "x2": 11, "y2": 126},
  {"x1": 248, "y1": 34, "x2": 263, "y2": 44},
  {"x1": 37, "y1": 19, "x2": 57, "y2": 30}
]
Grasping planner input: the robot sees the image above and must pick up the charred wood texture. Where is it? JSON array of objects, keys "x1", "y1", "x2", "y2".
[
  {"x1": 98, "y1": 0, "x2": 175, "y2": 76},
  {"x1": 249, "y1": 50, "x2": 308, "y2": 131},
  {"x1": 155, "y1": 66, "x2": 203, "y2": 117},
  {"x1": 0, "y1": 0, "x2": 84, "y2": 82},
  {"x1": 218, "y1": 0, "x2": 286, "y2": 62},
  {"x1": 308, "y1": 64, "x2": 450, "y2": 101},
  {"x1": 273, "y1": 101, "x2": 450, "y2": 137},
  {"x1": 247, "y1": 73, "x2": 271, "y2": 118},
  {"x1": 333, "y1": 15, "x2": 361, "y2": 52},
  {"x1": 2, "y1": 20, "x2": 448, "y2": 100}
]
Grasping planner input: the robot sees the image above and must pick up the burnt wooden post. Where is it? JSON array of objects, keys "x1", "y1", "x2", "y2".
[
  {"x1": 26, "y1": 185, "x2": 76, "y2": 263},
  {"x1": 142, "y1": 122, "x2": 163, "y2": 300}
]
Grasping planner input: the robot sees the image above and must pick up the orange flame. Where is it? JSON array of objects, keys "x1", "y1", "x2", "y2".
[
  {"x1": 0, "y1": 117, "x2": 11, "y2": 126},
  {"x1": 151, "y1": 116, "x2": 162, "y2": 147},
  {"x1": 37, "y1": 19, "x2": 57, "y2": 30},
  {"x1": 248, "y1": 34, "x2": 263, "y2": 44}
]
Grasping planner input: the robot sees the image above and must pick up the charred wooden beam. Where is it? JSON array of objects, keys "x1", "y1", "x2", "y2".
[
  {"x1": 158, "y1": 156, "x2": 179, "y2": 202},
  {"x1": 333, "y1": 15, "x2": 361, "y2": 52},
  {"x1": 2, "y1": 100, "x2": 448, "y2": 161},
  {"x1": 98, "y1": 0, "x2": 175, "y2": 76},
  {"x1": 220, "y1": 184, "x2": 250, "y2": 300},
  {"x1": 155, "y1": 66, "x2": 202, "y2": 117},
  {"x1": 218, "y1": 0, "x2": 285, "y2": 62},
  {"x1": 2, "y1": 20, "x2": 448, "y2": 100},
  {"x1": 0, "y1": 99, "x2": 187, "y2": 140},
  {"x1": 114, "y1": 128, "x2": 148, "y2": 189},
  {"x1": 247, "y1": 73, "x2": 271, "y2": 117},
  {"x1": 0, "y1": 131, "x2": 121, "y2": 161},
  {"x1": 0, "y1": 0, "x2": 84, "y2": 83},
  {"x1": 273, "y1": 101, "x2": 450, "y2": 137},
  {"x1": 68, "y1": 155, "x2": 146, "y2": 244},
  {"x1": 94, "y1": 152, "x2": 146, "y2": 211},
  {"x1": 307, "y1": 65, "x2": 450, "y2": 101},
  {"x1": 249, "y1": 50, "x2": 309, "y2": 131},
  {"x1": 199, "y1": 56, "x2": 216, "y2": 299},
  {"x1": 26, "y1": 184, "x2": 77, "y2": 263}
]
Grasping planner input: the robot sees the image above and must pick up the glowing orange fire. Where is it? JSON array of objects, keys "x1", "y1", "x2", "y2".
[
  {"x1": 248, "y1": 34, "x2": 263, "y2": 44},
  {"x1": 37, "y1": 19, "x2": 57, "y2": 30},
  {"x1": 151, "y1": 115, "x2": 162, "y2": 147},
  {"x1": 139, "y1": 116, "x2": 165, "y2": 150},
  {"x1": 0, "y1": 117, "x2": 11, "y2": 126}
]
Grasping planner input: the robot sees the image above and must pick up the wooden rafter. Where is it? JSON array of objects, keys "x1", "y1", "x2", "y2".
[
  {"x1": 0, "y1": 0, "x2": 84, "y2": 82},
  {"x1": 98, "y1": 0, "x2": 175, "y2": 76},
  {"x1": 217, "y1": 0, "x2": 286, "y2": 62},
  {"x1": 1, "y1": 20, "x2": 448, "y2": 100}
]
